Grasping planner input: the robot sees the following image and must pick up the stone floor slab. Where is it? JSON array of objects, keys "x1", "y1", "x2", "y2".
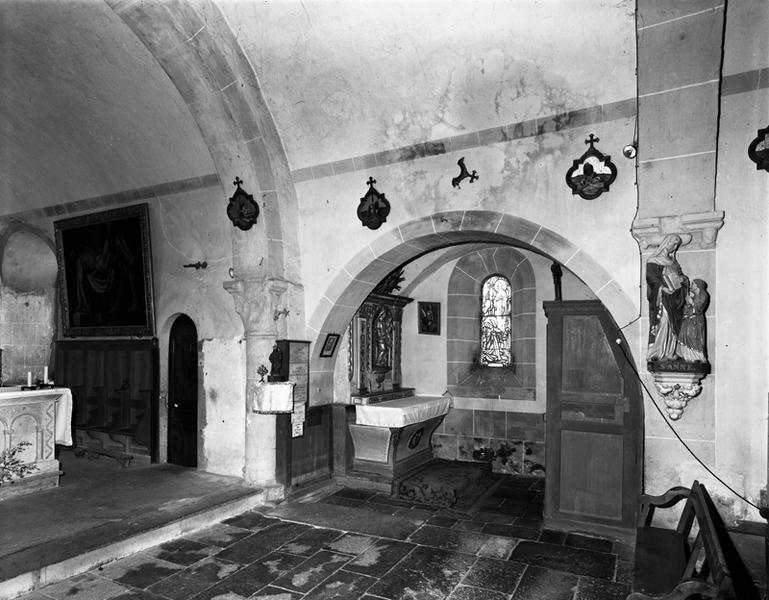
[
  {"x1": 38, "y1": 572, "x2": 132, "y2": 600},
  {"x1": 192, "y1": 551, "x2": 306, "y2": 599},
  {"x1": 147, "y1": 538, "x2": 220, "y2": 566},
  {"x1": 481, "y1": 523, "x2": 540, "y2": 540},
  {"x1": 184, "y1": 524, "x2": 254, "y2": 548},
  {"x1": 343, "y1": 539, "x2": 417, "y2": 578},
  {"x1": 279, "y1": 527, "x2": 346, "y2": 557},
  {"x1": 214, "y1": 523, "x2": 310, "y2": 564},
  {"x1": 575, "y1": 576, "x2": 631, "y2": 600},
  {"x1": 511, "y1": 565, "x2": 578, "y2": 600},
  {"x1": 146, "y1": 556, "x2": 242, "y2": 599},
  {"x1": 303, "y1": 569, "x2": 378, "y2": 599},
  {"x1": 565, "y1": 532, "x2": 615, "y2": 554},
  {"x1": 324, "y1": 533, "x2": 377, "y2": 556},
  {"x1": 447, "y1": 585, "x2": 508, "y2": 600},
  {"x1": 461, "y1": 557, "x2": 526, "y2": 594},
  {"x1": 96, "y1": 553, "x2": 183, "y2": 590},
  {"x1": 250, "y1": 586, "x2": 303, "y2": 599},
  {"x1": 407, "y1": 524, "x2": 490, "y2": 554},
  {"x1": 271, "y1": 550, "x2": 350, "y2": 593},
  {"x1": 367, "y1": 545, "x2": 475, "y2": 600},
  {"x1": 510, "y1": 540, "x2": 616, "y2": 579},
  {"x1": 265, "y1": 503, "x2": 423, "y2": 540}
]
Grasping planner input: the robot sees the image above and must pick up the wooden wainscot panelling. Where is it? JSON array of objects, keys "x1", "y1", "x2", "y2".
[{"x1": 55, "y1": 338, "x2": 159, "y2": 466}]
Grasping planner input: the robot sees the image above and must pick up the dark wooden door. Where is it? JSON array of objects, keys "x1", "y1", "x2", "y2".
[
  {"x1": 168, "y1": 315, "x2": 198, "y2": 467},
  {"x1": 543, "y1": 300, "x2": 642, "y2": 538}
]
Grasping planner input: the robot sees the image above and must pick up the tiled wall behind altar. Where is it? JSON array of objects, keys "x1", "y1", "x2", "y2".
[
  {"x1": 431, "y1": 407, "x2": 545, "y2": 476},
  {"x1": 0, "y1": 289, "x2": 54, "y2": 385}
]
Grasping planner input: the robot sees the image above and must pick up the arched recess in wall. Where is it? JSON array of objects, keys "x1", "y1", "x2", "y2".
[
  {"x1": 447, "y1": 247, "x2": 536, "y2": 395},
  {"x1": 307, "y1": 210, "x2": 637, "y2": 406},
  {"x1": 0, "y1": 225, "x2": 58, "y2": 385},
  {"x1": 107, "y1": 0, "x2": 300, "y2": 283},
  {"x1": 0, "y1": 225, "x2": 57, "y2": 293}
]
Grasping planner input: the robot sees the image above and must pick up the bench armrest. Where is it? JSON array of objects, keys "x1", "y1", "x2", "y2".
[{"x1": 638, "y1": 486, "x2": 691, "y2": 526}]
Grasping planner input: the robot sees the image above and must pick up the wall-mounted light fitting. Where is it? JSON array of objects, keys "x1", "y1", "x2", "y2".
[{"x1": 183, "y1": 261, "x2": 207, "y2": 270}]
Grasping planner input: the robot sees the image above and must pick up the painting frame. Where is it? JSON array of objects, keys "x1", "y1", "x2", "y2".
[
  {"x1": 54, "y1": 203, "x2": 156, "y2": 337},
  {"x1": 418, "y1": 301, "x2": 441, "y2": 335},
  {"x1": 319, "y1": 333, "x2": 340, "y2": 358}
]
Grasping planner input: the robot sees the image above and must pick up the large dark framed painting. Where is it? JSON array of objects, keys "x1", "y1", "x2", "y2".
[{"x1": 55, "y1": 204, "x2": 156, "y2": 337}]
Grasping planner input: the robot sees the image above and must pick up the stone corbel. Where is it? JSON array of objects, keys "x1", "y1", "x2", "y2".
[
  {"x1": 647, "y1": 361, "x2": 710, "y2": 420},
  {"x1": 632, "y1": 210, "x2": 725, "y2": 251}
]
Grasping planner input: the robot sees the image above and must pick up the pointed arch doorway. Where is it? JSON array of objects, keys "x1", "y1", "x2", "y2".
[{"x1": 168, "y1": 314, "x2": 199, "y2": 467}]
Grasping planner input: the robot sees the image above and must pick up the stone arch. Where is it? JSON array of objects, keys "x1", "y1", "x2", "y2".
[
  {"x1": 107, "y1": 0, "x2": 300, "y2": 284},
  {"x1": 308, "y1": 210, "x2": 636, "y2": 405}
]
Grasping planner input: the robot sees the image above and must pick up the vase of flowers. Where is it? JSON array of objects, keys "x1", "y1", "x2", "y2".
[{"x1": 0, "y1": 441, "x2": 38, "y2": 486}]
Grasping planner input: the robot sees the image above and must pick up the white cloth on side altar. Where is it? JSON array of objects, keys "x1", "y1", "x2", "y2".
[
  {"x1": 0, "y1": 386, "x2": 73, "y2": 446},
  {"x1": 54, "y1": 388, "x2": 73, "y2": 446},
  {"x1": 355, "y1": 395, "x2": 451, "y2": 428}
]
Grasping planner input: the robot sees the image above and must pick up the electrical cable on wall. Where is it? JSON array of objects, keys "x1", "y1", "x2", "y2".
[{"x1": 614, "y1": 338, "x2": 764, "y2": 514}]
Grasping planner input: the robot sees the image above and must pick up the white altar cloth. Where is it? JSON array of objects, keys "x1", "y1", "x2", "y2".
[
  {"x1": 0, "y1": 386, "x2": 73, "y2": 446},
  {"x1": 355, "y1": 395, "x2": 451, "y2": 428}
]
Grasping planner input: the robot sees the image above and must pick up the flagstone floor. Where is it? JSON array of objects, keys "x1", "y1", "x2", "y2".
[{"x1": 16, "y1": 476, "x2": 635, "y2": 600}]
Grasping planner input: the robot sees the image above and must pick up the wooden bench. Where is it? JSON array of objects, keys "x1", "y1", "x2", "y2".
[{"x1": 628, "y1": 480, "x2": 760, "y2": 600}]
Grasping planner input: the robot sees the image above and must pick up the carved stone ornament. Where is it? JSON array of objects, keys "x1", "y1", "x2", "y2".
[
  {"x1": 357, "y1": 176, "x2": 391, "y2": 230},
  {"x1": 632, "y1": 211, "x2": 725, "y2": 251},
  {"x1": 226, "y1": 177, "x2": 260, "y2": 231},
  {"x1": 648, "y1": 361, "x2": 710, "y2": 420},
  {"x1": 748, "y1": 125, "x2": 769, "y2": 172},
  {"x1": 565, "y1": 134, "x2": 617, "y2": 200}
]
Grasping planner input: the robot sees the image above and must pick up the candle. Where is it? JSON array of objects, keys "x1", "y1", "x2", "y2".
[
  {"x1": 43, "y1": 366, "x2": 48, "y2": 384},
  {"x1": 27, "y1": 371, "x2": 32, "y2": 387}
]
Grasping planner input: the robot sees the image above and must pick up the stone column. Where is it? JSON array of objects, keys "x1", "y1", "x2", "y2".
[{"x1": 224, "y1": 277, "x2": 288, "y2": 486}]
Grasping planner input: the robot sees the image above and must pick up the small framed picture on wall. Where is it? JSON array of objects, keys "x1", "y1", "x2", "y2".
[
  {"x1": 418, "y1": 302, "x2": 440, "y2": 335},
  {"x1": 319, "y1": 333, "x2": 340, "y2": 357}
]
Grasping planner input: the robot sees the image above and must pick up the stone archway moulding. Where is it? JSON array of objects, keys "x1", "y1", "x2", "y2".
[
  {"x1": 307, "y1": 210, "x2": 638, "y2": 405},
  {"x1": 109, "y1": 0, "x2": 301, "y2": 486}
]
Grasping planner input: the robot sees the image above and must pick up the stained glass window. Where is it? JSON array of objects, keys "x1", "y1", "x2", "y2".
[{"x1": 481, "y1": 275, "x2": 512, "y2": 367}]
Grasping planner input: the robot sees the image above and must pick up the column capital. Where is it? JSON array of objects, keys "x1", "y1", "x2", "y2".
[{"x1": 224, "y1": 276, "x2": 291, "y2": 335}]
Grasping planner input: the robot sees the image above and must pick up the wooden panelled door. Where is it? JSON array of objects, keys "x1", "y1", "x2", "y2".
[
  {"x1": 543, "y1": 300, "x2": 642, "y2": 538},
  {"x1": 168, "y1": 314, "x2": 198, "y2": 467}
]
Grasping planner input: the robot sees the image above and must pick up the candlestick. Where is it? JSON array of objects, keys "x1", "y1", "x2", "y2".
[
  {"x1": 27, "y1": 371, "x2": 32, "y2": 387},
  {"x1": 43, "y1": 366, "x2": 48, "y2": 384}
]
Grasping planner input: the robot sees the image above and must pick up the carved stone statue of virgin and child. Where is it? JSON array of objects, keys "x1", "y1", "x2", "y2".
[{"x1": 646, "y1": 234, "x2": 709, "y2": 365}]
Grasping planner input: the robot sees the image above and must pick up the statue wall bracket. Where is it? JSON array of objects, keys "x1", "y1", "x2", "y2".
[{"x1": 648, "y1": 360, "x2": 710, "y2": 420}]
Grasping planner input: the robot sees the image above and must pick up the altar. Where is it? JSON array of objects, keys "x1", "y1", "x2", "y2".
[
  {"x1": 348, "y1": 395, "x2": 451, "y2": 483},
  {"x1": 344, "y1": 287, "x2": 451, "y2": 488},
  {"x1": 0, "y1": 386, "x2": 73, "y2": 500}
]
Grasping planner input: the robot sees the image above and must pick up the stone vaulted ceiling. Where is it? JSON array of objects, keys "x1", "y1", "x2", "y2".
[{"x1": 0, "y1": 0, "x2": 635, "y2": 217}]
